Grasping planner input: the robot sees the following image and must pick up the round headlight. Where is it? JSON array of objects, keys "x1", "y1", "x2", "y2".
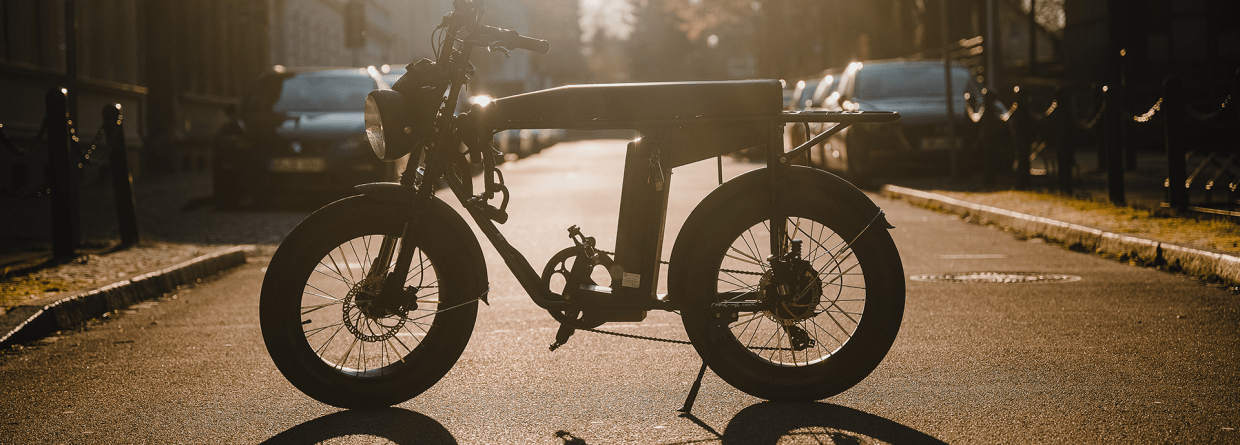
[
  {"x1": 364, "y1": 89, "x2": 416, "y2": 161},
  {"x1": 364, "y1": 94, "x2": 387, "y2": 158}
]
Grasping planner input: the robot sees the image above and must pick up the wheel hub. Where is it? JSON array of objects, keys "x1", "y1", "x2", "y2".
[{"x1": 760, "y1": 241, "x2": 823, "y2": 326}]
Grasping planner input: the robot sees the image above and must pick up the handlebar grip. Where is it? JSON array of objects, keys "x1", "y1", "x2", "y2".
[
  {"x1": 508, "y1": 34, "x2": 549, "y2": 55},
  {"x1": 479, "y1": 25, "x2": 550, "y2": 54}
]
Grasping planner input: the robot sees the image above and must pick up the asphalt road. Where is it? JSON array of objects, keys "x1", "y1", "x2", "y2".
[{"x1": 1, "y1": 140, "x2": 1237, "y2": 444}]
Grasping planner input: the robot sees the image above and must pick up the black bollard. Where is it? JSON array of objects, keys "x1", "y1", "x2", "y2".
[
  {"x1": 1103, "y1": 86, "x2": 1126, "y2": 205},
  {"x1": 981, "y1": 91, "x2": 997, "y2": 189},
  {"x1": 1055, "y1": 88, "x2": 1075, "y2": 195},
  {"x1": 46, "y1": 88, "x2": 80, "y2": 260},
  {"x1": 1092, "y1": 84, "x2": 1107, "y2": 171},
  {"x1": 1163, "y1": 77, "x2": 1187, "y2": 213},
  {"x1": 104, "y1": 104, "x2": 139, "y2": 246},
  {"x1": 1013, "y1": 88, "x2": 1032, "y2": 190}
]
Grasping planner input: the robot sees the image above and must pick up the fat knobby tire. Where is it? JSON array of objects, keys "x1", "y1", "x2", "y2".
[{"x1": 260, "y1": 196, "x2": 480, "y2": 409}]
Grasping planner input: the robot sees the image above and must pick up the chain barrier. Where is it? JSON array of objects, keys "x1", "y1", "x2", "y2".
[
  {"x1": 0, "y1": 121, "x2": 48, "y2": 157},
  {"x1": 1068, "y1": 87, "x2": 1108, "y2": 130},
  {"x1": 1026, "y1": 98, "x2": 1059, "y2": 122},
  {"x1": 1181, "y1": 94, "x2": 1232, "y2": 122},
  {"x1": 1132, "y1": 98, "x2": 1163, "y2": 123},
  {"x1": 1, "y1": 100, "x2": 123, "y2": 199},
  {"x1": 1075, "y1": 102, "x2": 1106, "y2": 130},
  {"x1": 965, "y1": 101, "x2": 985, "y2": 123},
  {"x1": 0, "y1": 121, "x2": 52, "y2": 198},
  {"x1": 964, "y1": 93, "x2": 1019, "y2": 123},
  {"x1": 961, "y1": 71, "x2": 1235, "y2": 211},
  {"x1": 76, "y1": 124, "x2": 109, "y2": 167},
  {"x1": 998, "y1": 101, "x2": 1018, "y2": 122}
]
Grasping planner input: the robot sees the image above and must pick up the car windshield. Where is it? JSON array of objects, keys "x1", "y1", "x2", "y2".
[
  {"x1": 854, "y1": 64, "x2": 974, "y2": 99},
  {"x1": 271, "y1": 72, "x2": 376, "y2": 113}
]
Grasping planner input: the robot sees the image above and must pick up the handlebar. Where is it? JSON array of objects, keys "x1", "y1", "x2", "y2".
[
  {"x1": 444, "y1": 1, "x2": 549, "y2": 55},
  {"x1": 475, "y1": 24, "x2": 549, "y2": 55}
]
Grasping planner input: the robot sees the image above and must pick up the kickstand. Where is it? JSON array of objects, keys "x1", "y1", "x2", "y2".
[{"x1": 677, "y1": 360, "x2": 708, "y2": 415}]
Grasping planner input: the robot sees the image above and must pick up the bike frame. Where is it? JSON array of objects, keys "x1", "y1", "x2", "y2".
[{"x1": 377, "y1": 0, "x2": 898, "y2": 323}]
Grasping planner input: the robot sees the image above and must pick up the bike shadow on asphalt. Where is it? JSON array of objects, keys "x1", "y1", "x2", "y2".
[
  {"x1": 259, "y1": 407, "x2": 457, "y2": 445},
  {"x1": 673, "y1": 402, "x2": 946, "y2": 445}
]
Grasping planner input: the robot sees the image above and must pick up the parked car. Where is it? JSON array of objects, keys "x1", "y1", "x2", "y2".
[
  {"x1": 785, "y1": 70, "x2": 840, "y2": 167},
  {"x1": 819, "y1": 59, "x2": 982, "y2": 181},
  {"x1": 213, "y1": 65, "x2": 407, "y2": 207}
]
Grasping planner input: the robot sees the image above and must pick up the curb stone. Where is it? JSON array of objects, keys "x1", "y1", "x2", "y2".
[
  {"x1": 0, "y1": 246, "x2": 249, "y2": 348},
  {"x1": 881, "y1": 184, "x2": 1240, "y2": 287}
]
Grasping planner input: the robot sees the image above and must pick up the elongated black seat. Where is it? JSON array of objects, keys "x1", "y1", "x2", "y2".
[{"x1": 486, "y1": 80, "x2": 783, "y2": 128}]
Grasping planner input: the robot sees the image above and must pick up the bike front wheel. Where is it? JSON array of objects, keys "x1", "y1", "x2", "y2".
[
  {"x1": 260, "y1": 196, "x2": 481, "y2": 409},
  {"x1": 674, "y1": 179, "x2": 905, "y2": 401}
]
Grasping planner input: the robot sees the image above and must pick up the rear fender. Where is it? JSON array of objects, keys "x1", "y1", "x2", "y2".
[{"x1": 668, "y1": 166, "x2": 890, "y2": 294}]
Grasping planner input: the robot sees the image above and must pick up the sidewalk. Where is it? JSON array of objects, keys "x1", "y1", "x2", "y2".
[
  {"x1": 0, "y1": 169, "x2": 286, "y2": 347},
  {"x1": 0, "y1": 244, "x2": 253, "y2": 347},
  {"x1": 881, "y1": 148, "x2": 1240, "y2": 288}
]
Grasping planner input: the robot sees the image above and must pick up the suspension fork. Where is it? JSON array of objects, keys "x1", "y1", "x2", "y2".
[{"x1": 375, "y1": 35, "x2": 474, "y2": 307}]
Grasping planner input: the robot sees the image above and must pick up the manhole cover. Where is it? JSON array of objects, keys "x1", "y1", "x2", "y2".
[{"x1": 909, "y1": 272, "x2": 1082, "y2": 283}]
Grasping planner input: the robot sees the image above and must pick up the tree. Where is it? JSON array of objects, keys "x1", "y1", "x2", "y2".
[{"x1": 627, "y1": 0, "x2": 695, "y2": 80}]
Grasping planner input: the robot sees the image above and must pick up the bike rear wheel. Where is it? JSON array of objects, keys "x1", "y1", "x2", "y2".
[
  {"x1": 675, "y1": 183, "x2": 904, "y2": 401},
  {"x1": 260, "y1": 196, "x2": 479, "y2": 409}
]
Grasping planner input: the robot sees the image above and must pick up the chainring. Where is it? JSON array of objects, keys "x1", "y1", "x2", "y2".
[{"x1": 540, "y1": 246, "x2": 614, "y2": 329}]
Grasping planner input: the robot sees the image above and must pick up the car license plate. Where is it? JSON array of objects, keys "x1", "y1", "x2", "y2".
[
  {"x1": 920, "y1": 136, "x2": 960, "y2": 150},
  {"x1": 270, "y1": 157, "x2": 326, "y2": 172}
]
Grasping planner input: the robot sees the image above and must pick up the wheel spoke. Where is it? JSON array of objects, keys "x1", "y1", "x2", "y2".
[
  {"x1": 301, "y1": 302, "x2": 339, "y2": 316},
  {"x1": 304, "y1": 322, "x2": 343, "y2": 338},
  {"x1": 300, "y1": 237, "x2": 450, "y2": 373},
  {"x1": 303, "y1": 283, "x2": 342, "y2": 302},
  {"x1": 709, "y1": 218, "x2": 878, "y2": 367},
  {"x1": 313, "y1": 264, "x2": 353, "y2": 287}
]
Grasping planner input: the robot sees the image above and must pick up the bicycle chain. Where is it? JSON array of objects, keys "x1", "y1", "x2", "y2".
[
  {"x1": 580, "y1": 326, "x2": 805, "y2": 351},
  {"x1": 582, "y1": 327, "x2": 692, "y2": 345}
]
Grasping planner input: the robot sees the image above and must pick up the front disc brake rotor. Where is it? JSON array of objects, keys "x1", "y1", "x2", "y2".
[{"x1": 342, "y1": 277, "x2": 407, "y2": 342}]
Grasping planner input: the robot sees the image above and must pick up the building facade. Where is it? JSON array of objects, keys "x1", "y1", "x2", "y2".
[{"x1": 1, "y1": 0, "x2": 509, "y2": 180}]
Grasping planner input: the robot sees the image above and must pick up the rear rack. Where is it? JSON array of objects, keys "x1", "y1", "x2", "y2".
[
  {"x1": 781, "y1": 111, "x2": 900, "y2": 162},
  {"x1": 780, "y1": 110, "x2": 900, "y2": 124},
  {"x1": 492, "y1": 110, "x2": 900, "y2": 131}
]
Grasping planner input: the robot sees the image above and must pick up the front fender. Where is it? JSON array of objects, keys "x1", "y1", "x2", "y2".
[{"x1": 353, "y1": 182, "x2": 490, "y2": 302}]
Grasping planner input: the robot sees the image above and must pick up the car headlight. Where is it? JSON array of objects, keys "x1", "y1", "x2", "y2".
[{"x1": 365, "y1": 90, "x2": 417, "y2": 161}]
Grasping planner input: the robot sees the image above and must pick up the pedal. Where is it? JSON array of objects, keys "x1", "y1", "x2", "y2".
[
  {"x1": 566, "y1": 226, "x2": 597, "y2": 259},
  {"x1": 548, "y1": 323, "x2": 576, "y2": 351}
]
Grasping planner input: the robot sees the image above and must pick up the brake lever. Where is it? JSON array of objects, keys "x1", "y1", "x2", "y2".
[{"x1": 487, "y1": 44, "x2": 511, "y2": 58}]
